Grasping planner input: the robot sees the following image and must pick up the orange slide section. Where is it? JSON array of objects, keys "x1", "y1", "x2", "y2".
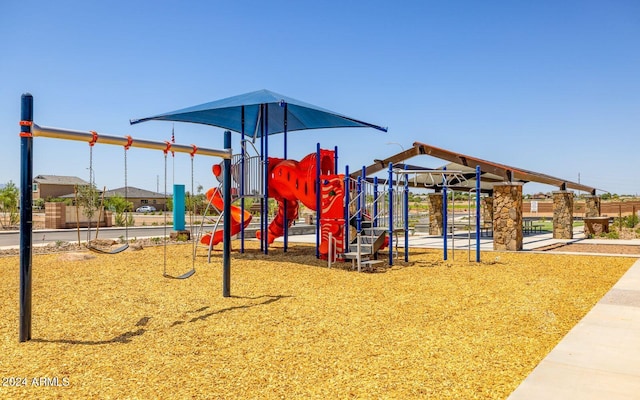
[
  {"x1": 256, "y1": 150, "x2": 337, "y2": 245},
  {"x1": 256, "y1": 197, "x2": 299, "y2": 244},
  {"x1": 200, "y1": 187, "x2": 252, "y2": 247},
  {"x1": 204, "y1": 149, "x2": 340, "y2": 251}
]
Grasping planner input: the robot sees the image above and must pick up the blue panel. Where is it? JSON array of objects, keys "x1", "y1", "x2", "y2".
[{"x1": 173, "y1": 184, "x2": 185, "y2": 231}]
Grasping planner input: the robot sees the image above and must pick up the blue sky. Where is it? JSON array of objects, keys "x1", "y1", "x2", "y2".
[{"x1": 1, "y1": 0, "x2": 638, "y2": 195}]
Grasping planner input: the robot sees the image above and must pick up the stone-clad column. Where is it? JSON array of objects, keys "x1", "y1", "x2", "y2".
[
  {"x1": 492, "y1": 183, "x2": 523, "y2": 251},
  {"x1": 481, "y1": 196, "x2": 493, "y2": 227},
  {"x1": 428, "y1": 193, "x2": 443, "y2": 235},
  {"x1": 583, "y1": 195, "x2": 601, "y2": 218},
  {"x1": 553, "y1": 191, "x2": 574, "y2": 239}
]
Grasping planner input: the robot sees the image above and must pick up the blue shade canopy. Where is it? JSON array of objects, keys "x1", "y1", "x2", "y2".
[{"x1": 130, "y1": 89, "x2": 387, "y2": 137}]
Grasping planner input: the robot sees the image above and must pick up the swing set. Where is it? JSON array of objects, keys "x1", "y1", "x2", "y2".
[
  {"x1": 18, "y1": 93, "x2": 234, "y2": 342},
  {"x1": 69, "y1": 125, "x2": 200, "y2": 277},
  {"x1": 84, "y1": 132, "x2": 130, "y2": 255}
]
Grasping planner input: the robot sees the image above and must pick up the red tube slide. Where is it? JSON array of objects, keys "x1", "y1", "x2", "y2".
[
  {"x1": 255, "y1": 151, "x2": 335, "y2": 244},
  {"x1": 200, "y1": 187, "x2": 252, "y2": 246}
]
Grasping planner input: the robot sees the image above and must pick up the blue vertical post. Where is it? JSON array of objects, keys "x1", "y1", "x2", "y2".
[
  {"x1": 344, "y1": 165, "x2": 350, "y2": 249},
  {"x1": 263, "y1": 104, "x2": 270, "y2": 255},
  {"x1": 388, "y1": 162, "x2": 393, "y2": 266},
  {"x1": 356, "y1": 176, "x2": 362, "y2": 232},
  {"x1": 361, "y1": 166, "x2": 366, "y2": 226},
  {"x1": 476, "y1": 165, "x2": 481, "y2": 263},
  {"x1": 223, "y1": 130, "x2": 232, "y2": 297},
  {"x1": 19, "y1": 93, "x2": 33, "y2": 342},
  {"x1": 404, "y1": 165, "x2": 409, "y2": 262},
  {"x1": 443, "y1": 170, "x2": 448, "y2": 261},
  {"x1": 282, "y1": 101, "x2": 288, "y2": 252},
  {"x1": 315, "y1": 143, "x2": 321, "y2": 258},
  {"x1": 240, "y1": 106, "x2": 245, "y2": 253},
  {"x1": 172, "y1": 184, "x2": 186, "y2": 231},
  {"x1": 259, "y1": 105, "x2": 264, "y2": 252},
  {"x1": 373, "y1": 177, "x2": 378, "y2": 228}
]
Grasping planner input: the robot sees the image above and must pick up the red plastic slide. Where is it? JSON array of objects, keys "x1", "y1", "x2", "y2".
[
  {"x1": 255, "y1": 151, "x2": 335, "y2": 244},
  {"x1": 255, "y1": 197, "x2": 299, "y2": 244},
  {"x1": 200, "y1": 187, "x2": 252, "y2": 246}
]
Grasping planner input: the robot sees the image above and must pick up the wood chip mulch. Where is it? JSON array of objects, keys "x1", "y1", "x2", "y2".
[{"x1": 0, "y1": 241, "x2": 635, "y2": 399}]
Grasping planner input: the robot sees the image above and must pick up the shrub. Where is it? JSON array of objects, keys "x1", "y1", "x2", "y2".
[
  {"x1": 0, "y1": 181, "x2": 19, "y2": 228},
  {"x1": 625, "y1": 214, "x2": 639, "y2": 228},
  {"x1": 600, "y1": 231, "x2": 619, "y2": 239}
]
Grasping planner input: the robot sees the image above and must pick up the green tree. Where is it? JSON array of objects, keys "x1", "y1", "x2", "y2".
[
  {"x1": 0, "y1": 181, "x2": 20, "y2": 229},
  {"x1": 105, "y1": 194, "x2": 133, "y2": 226},
  {"x1": 33, "y1": 198, "x2": 45, "y2": 210},
  {"x1": 75, "y1": 184, "x2": 99, "y2": 223},
  {"x1": 183, "y1": 191, "x2": 208, "y2": 215}
]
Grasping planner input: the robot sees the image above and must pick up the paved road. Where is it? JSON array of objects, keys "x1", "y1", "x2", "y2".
[
  {"x1": 0, "y1": 226, "x2": 195, "y2": 248},
  {"x1": 0, "y1": 222, "x2": 315, "y2": 249}
]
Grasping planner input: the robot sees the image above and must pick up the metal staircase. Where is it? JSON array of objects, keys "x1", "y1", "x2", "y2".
[{"x1": 343, "y1": 226, "x2": 388, "y2": 271}]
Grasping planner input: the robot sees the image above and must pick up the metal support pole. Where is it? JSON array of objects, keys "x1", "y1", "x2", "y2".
[
  {"x1": 334, "y1": 145, "x2": 338, "y2": 175},
  {"x1": 476, "y1": 165, "x2": 481, "y2": 262},
  {"x1": 259, "y1": 108, "x2": 264, "y2": 252},
  {"x1": 404, "y1": 165, "x2": 409, "y2": 262},
  {"x1": 452, "y1": 189, "x2": 455, "y2": 261},
  {"x1": 356, "y1": 176, "x2": 362, "y2": 232},
  {"x1": 388, "y1": 162, "x2": 394, "y2": 266},
  {"x1": 315, "y1": 143, "x2": 321, "y2": 258},
  {"x1": 361, "y1": 166, "x2": 366, "y2": 228},
  {"x1": 222, "y1": 130, "x2": 232, "y2": 297},
  {"x1": 263, "y1": 104, "x2": 269, "y2": 255},
  {"x1": 19, "y1": 93, "x2": 33, "y2": 342},
  {"x1": 356, "y1": 232, "x2": 362, "y2": 272},
  {"x1": 443, "y1": 169, "x2": 448, "y2": 261},
  {"x1": 373, "y1": 177, "x2": 378, "y2": 228},
  {"x1": 240, "y1": 106, "x2": 245, "y2": 253},
  {"x1": 283, "y1": 102, "x2": 289, "y2": 252},
  {"x1": 344, "y1": 165, "x2": 350, "y2": 249}
]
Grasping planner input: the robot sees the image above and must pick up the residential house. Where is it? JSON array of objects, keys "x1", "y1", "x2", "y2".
[
  {"x1": 33, "y1": 175, "x2": 90, "y2": 200},
  {"x1": 102, "y1": 187, "x2": 168, "y2": 211}
]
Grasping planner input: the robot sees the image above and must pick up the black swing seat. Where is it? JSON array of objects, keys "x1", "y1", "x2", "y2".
[
  {"x1": 163, "y1": 269, "x2": 196, "y2": 280},
  {"x1": 86, "y1": 243, "x2": 130, "y2": 255}
]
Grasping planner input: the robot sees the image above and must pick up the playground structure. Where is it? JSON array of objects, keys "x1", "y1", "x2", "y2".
[
  {"x1": 18, "y1": 89, "x2": 390, "y2": 342},
  {"x1": 388, "y1": 165, "x2": 482, "y2": 262},
  {"x1": 192, "y1": 144, "x2": 380, "y2": 266},
  {"x1": 194, "y1": 140, "x2": 484, "y2": 270},
  {"x1": 18, "y1": 90, "x2": 491, "y2": 343}
]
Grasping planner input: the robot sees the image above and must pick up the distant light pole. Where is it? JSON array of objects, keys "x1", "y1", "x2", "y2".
[{"x1": 386, "y1": 142, "x2": 405, "y2": 152}]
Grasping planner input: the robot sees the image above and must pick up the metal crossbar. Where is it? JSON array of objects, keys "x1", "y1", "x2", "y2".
[
  {"x1": 31, "y1": 124, "x2": 232, "y2": 159},
  {"x1": 392, "y1": 168, "x2": 469, "y2": 188}
]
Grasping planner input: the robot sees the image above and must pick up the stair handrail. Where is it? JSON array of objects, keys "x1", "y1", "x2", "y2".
[
  {"x1": 327, "y1": 231, "x2": 338, "y2": 269},
  {"x1": 356, "y1": 232, "x2": 362, "y2": 272}
]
